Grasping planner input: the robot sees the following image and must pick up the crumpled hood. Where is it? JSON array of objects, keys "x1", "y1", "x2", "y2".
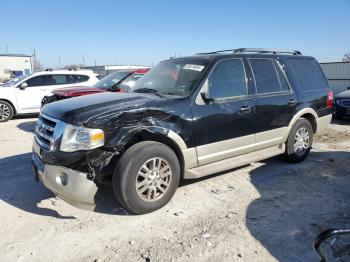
[
  {"x1": 336, "y1": 89, "x2": 350, "y2": 99},
  {"x1": 42, "y1": 92, "x2": 164, "y2": 127},
  {"x1": 52, "y1": 86, "x2": 106, "y2": 97}
]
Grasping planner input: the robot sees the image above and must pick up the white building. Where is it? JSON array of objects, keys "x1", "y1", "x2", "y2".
[{"x1": 0, "y1": 54, "x2": 32, "y2": 81}]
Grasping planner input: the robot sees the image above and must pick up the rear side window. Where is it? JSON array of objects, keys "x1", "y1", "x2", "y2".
[
  {"x1": 75, "y1": 75, "x2": 89, "y2": 83},
  {"x1": 208, "y1": 59, "x2": 247, "y2": 99},
  {"x1": 51, "y1": 74, "x2": 90, "y2": 85},
  {"x1": 287, "y1": 58, "x2": 328, "y2": 91},
  {"x1": 249, "y1": 59, "x2": 290, "y2": 94}
]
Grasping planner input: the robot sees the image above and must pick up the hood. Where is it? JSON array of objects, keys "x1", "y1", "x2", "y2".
[
  {"x1": 42, "y1": 92, "x2": 165, "y2": 127},
  {"x1": 336, "y1": 89, "x2": 350, "y2": 99},
  {"x1": 52, "y1": 86, "x2": 106, "y2": 97}
]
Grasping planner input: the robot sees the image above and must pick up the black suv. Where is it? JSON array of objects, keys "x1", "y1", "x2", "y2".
[{"x1": 32, "y1": 48, "x2": 333, "y2": 214}]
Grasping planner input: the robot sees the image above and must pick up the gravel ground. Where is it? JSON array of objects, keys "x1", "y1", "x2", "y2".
[{"x1": 0, "y1": 117, "x2": 350, "y2": 262}]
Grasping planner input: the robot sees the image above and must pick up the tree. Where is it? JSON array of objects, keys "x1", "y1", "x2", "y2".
[
  {"x1": 32, "y1": 48, "x2": 44, "y2": 72},
  {"x1": 64, "y1": 64, "x2": 84, "y2": 70},
  {"x1": 342, "y1": 53, "x2": 350, "y2": 62},
  {"x1": 32, "y1": 56, "x2": 43, "y2": 72}
]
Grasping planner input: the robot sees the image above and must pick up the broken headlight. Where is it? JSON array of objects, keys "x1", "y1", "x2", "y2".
[{"x1": 60, "y1": 124, "x2": 105, "y2": 152}]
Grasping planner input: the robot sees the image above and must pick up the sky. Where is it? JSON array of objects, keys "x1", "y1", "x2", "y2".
[{"x1": 1, "y1": 0, "x2": 349, "y2": 67}]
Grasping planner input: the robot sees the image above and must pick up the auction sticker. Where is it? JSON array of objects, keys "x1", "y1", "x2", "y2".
[{"x1": 183, "y1": 64, "x2": 205, "y2": 72}]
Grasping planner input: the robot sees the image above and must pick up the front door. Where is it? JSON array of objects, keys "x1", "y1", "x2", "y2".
[
  {"x1": 192, "y1": 58, "x2": 256, "y2": 166},
  {"x1": 15, "y1": 74, "x2": 51, "y2": 112}
]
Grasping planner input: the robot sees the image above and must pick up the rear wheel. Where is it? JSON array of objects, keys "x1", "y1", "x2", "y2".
[
  {"x1": 112, "y1": 141, "x2": 180, "y2": 214},
  {"x1": 0, "y1": 101, "x2": 14, "y2": 122},
  {"x1": 284, "y1": 118, "x2": 313, "y2": 163}
]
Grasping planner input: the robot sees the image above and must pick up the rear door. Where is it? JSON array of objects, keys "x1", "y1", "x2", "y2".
[
  {"x1": 248, "y1": 57, "x2": 297, "y2": 150},
  {"x1": 192, "y1": 58, "x2": 256, "y2": 166}
]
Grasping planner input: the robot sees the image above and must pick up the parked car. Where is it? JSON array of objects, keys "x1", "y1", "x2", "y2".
[
  {"x1": 333, "y1": 88, "x2": 350, "y2": 119},
  {"x1": 41, "y1": 68, "x2": 149, "y2": 106},
  {"x1": 32, "y1": 48, "x2": 333, "y2": 214},
  {"x1": 0, "y1": 69, "x2": 99, "y2": 122}
]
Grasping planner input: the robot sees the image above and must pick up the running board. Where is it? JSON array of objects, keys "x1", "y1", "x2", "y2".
[{"x1": 184, "y1": 144, "x2": 285, "y2": 179}]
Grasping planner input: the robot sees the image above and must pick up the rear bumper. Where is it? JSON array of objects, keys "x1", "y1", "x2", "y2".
[
  {"x1": 32, "y1": 140, "x2": 98, "y2": 210},
  {"x1": 316, "y1": 114, "x2": 332, "y2": 131}
]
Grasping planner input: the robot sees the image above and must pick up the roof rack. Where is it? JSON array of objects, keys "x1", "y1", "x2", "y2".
[{"x1": 196, "y1": 48, "x2": 302, "y2": 56}]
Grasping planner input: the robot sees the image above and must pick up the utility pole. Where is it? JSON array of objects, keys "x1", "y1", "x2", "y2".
[
  {"x1": 82, "y1": 54, "x2": 85, "y2": 67},
  {"x1": 94, "y1": 60, "x2": 97, "y2": 67},
  {"x1": 58, "y1": 57, "x2": 61, "y2": 69},
  {"x1": 33, "y1": 48, "x2": 36, "y2": 72},
  {"x1": 6, "y1": 45, "x2": 8, "y2": 54}
]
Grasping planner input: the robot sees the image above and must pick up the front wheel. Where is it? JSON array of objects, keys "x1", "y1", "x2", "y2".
[
  {"x1": 284, "y1": 118, "x2": 313, "y2": 163},
  {"x1": 0, "y1": 100, "x2": 14, "y2": 122},
  {"x1": 113, "y1": 141, "x2": 180, "y2": 214}
]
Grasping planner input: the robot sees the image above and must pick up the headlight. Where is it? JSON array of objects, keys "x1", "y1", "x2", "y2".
[{"x1": 60, "y1": 124, "x2": 105, "y2": 152}]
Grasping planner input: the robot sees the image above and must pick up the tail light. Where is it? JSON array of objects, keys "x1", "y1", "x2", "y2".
[{"x1": 326, "y1": 91, "x2": 334, "y2": 108}]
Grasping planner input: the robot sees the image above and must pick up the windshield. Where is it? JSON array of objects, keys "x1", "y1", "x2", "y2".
[
  {"x1": 94, "y1": 71, "x2": 131, "y2": 90},
  {"x1": 1, "y1": 75, "x2": 30, "y2": 87},
  {"x1": 132, "y1": 59, "x2": 210, "y2": 96}
]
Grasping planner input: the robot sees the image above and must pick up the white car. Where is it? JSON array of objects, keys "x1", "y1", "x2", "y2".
[{"x1": 0, "y1": 69, "x2": 99, "y2": 122}]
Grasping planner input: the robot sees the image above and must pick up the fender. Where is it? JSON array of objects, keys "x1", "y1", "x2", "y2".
[
  {"x1": 281, "y1": 107, "x2": 318, "y2": 142},
  {"x1": 106, "y1": 125, "x2": 198, "y2": 170}
]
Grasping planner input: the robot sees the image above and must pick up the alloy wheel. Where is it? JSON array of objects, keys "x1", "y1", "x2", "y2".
[
  {"x1": 135, "y1": 157, "x2": 172, "y2": 202},
  {"x1": 0, "y1": 103, "x2": 11, "y2": 121},
  {"x1": 293, "y1": 127, "x2": 310, "y2": 156}
]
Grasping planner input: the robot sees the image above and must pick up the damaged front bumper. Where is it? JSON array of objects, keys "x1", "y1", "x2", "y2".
[{"x1": 32, "y1": 140, "x2": 98, "y2": 210}]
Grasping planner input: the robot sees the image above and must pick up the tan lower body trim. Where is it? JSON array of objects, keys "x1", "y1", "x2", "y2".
[
  {"x1": 184, "y1": 143, "x2": 285, "y2": 179},
  {"x1": 316, "y1": 114, "x2": 332, "y2": 132},
  {"x1": 196, "y1": 134, "x2": 255, "y2": 166}
]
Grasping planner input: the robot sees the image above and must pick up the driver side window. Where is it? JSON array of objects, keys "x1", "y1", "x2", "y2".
[
  {"x1": 25, "y1": 75, "x2": 51, "y2": 87},
  {"x1": 208, "y1": 59, "x2": 247, "y2": 99}
]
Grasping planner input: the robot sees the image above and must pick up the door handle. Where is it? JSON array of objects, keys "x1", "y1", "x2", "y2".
[
  {"x1": 288, "y1": 99, "x2": 296, "y2": 105},
  {"x1": 240, "y1": 106, "x2": 251, "y2": 114}
]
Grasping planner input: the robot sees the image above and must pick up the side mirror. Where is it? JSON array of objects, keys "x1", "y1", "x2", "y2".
[
  {"x1": 19, "y1": 82, "x2": 28, "y2": 90},
  {"x1": 200, "y1": 92, "x2": 215, "y2": 103}
]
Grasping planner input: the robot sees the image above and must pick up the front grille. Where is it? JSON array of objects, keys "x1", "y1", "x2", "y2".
[
  {"x1": 35, "y1": 114, "x2": 57, "y2": 150},
  {"x1": 341, "y1": 99, "x2": 350, "y2": 107}
]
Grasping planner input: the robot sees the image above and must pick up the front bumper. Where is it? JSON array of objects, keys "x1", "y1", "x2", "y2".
[{"x1": 32, "y1": 139, "x2": 98, "y2": 210}]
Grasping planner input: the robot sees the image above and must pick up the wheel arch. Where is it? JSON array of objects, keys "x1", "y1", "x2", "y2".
[
  {"x1": 0, "y1": 98, "x2": 17, "y2": 114},
  {"x1": 288, "y1": 108, "x2": 318, "y2": 132},
  {"x1": 120, "y1": 128, "x2": 187, "y2": 178},
  {"x1": 282, "y1": 108, "x2": 318, "y2": 142}
]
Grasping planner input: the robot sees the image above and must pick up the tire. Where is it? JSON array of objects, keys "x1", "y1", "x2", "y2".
[
  {"x1": 0, "y1": 100, "x2": 14, "y2": 122},
  {"x1": 113, "y1": 141, "x2": 180, "y2": 214},
  {"x1": 283, "y1": 118, "x2": 313, "y2": 163}
]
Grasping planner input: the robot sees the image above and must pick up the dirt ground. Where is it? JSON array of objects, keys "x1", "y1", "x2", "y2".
[{"x1": 0, "y1": 117, "x2": 350, "y2": 262}]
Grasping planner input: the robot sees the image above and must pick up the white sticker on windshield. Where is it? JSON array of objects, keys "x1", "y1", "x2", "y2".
[{"x1": 183, "y1": 64, "x2": 205, "y2": 72}]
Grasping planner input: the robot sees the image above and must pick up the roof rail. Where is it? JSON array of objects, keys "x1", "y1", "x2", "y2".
[
  {"x1": 196, "y1": 48, "x2": 302, "y2": 56},
  {"x1": 234, "y1": 48, "x2": 302, "y2": 55}
]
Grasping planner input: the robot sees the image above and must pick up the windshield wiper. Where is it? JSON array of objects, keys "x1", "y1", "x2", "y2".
[{"x1": 133, "y1": 88, "x2": 166, "y2": 98}]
